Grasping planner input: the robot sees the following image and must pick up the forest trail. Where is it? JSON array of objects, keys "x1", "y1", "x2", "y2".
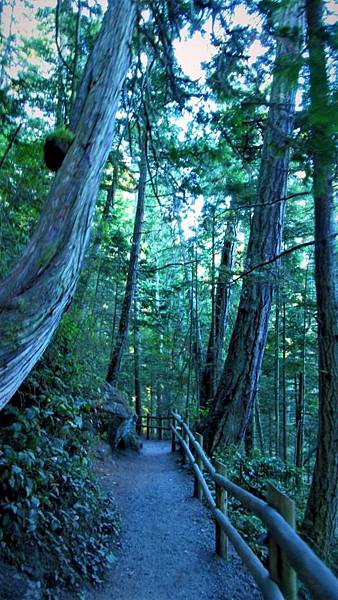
[{"x1": 89, "y1": 440, "x2": 262, "y2": 600}]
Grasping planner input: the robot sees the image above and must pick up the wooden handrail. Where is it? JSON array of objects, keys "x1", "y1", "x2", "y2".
[
  {"x1": 138, "y1": 415, "x2": 170, "y2": 421},
  {"x1": 171, "y1": 411, "x2": 338, "y2": 600},
  {"x1": 172, "y1": 424, "x2": 283, "y2": 600},
  {"x1": 137, "y1": 414, "x2": 170, "y2": 440}
]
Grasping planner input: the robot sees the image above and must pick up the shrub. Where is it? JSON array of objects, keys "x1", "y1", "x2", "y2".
[
  {"x1": 0, "y1": 377, "x2": 119, "y2": 598},
  {"x1": 213, "y1": 447, "x2": 307, "y2": 562}
]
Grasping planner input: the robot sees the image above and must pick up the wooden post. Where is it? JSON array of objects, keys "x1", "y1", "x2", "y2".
[
  {"x1": 171, "y1": 415, "x2": 176, "y2": 452},
  {"x1": 215, "y1": 460, "x2": 228, "y2": 560},
  {"x1": 146, "y1": 414, "x2": 150, "y2": 440},
  {"x1": 267, "y1": 484, "x2": 297, "y2": 600},
  {"x1": 193, "y1": 433, "x2": 203, "y2": 501},
  {"x1": 159, "y1": 417, "x2": 163, "y2": 440},
  {"x1": 182, "y1": 421, "x2": 189, "y2": 464},
  {"x1": 178, "y1": 427, "x2": 185, "y2": 461}
]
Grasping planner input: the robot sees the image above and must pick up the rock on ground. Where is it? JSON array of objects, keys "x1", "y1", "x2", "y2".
[
  {"x1": 96, "y1": 382, "x2": 141, "y2": 451},
  {"x1": 87, "y1": 440, "x2": 263, "y2": 600}
]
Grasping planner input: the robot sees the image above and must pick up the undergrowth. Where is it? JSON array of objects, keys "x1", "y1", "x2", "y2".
[
  {"x1": 213, "y1": 447, "x2": 308, "y2": 563},
  {"x1": 0, "y1": 320, "x2": 119, "y2": 598}
]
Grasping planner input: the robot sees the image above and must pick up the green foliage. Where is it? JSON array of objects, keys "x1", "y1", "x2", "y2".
[
  {"x1": 46, "y1": 127, "x2": 75, "y2": 144},
  {"x1": 0, "y1": 368, "x2": 119, "y2": 598},
  {"x1": 214, "y1": 448, "x2": 306, "y2": 561}
]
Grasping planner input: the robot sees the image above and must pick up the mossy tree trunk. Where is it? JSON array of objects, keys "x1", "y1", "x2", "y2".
[{"x1": 0, "y1": 0, "x2": 136, "y2": 408}]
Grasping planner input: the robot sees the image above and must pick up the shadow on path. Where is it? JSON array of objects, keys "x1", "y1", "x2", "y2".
[{"x1": 88, "y1": 440, "x2": 262, "y2": 600}]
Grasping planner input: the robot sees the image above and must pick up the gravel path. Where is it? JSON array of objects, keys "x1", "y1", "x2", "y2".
[{"x1": 89, "y1": 440, "x2": 262, "y2": 600}]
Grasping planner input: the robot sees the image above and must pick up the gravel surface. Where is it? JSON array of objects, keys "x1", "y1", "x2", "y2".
[{"x1": 88, "y1": 440, "x2": 263, "y2": 600}]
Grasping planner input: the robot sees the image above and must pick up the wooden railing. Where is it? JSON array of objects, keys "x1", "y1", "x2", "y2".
[
  {"x1": 171, "y1": 411, "x2": 338, "y2": 600},
  {"x1": 137, "y1": 414, "x2": 171, "y2": 440}
]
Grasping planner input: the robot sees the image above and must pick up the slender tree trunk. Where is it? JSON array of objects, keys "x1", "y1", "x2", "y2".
[
  {"x1": 0, "y1": 0, "x2": 4, "y2": 32},
  {"x1": 255, "y1": 400, "x2": 265, "y2": 455},
  {"x1": 274, "y1": 293, "x2": 280, "y2": 457},
  {"x1": 155, "y1": 265, "x2": 164, "y2": 411},
  {"x1": 201, "y1": 1, "x2": 303, "y2": 453},
  {"x1": 0, "y1": 0, "x2": 135, "y2": 408},
  {"x1": 69, "y1": 0, "x2": 82, "y2": 114},
  {"x1": 174, "y1": 199, "x2": 203, "y2": 374},
  {"x1": 133, "y1": 272, "x2": 142, "y2": 430},
  {"x1": 302, "y1": 0, "x2": 338, "y2": 562},
  {"x1": 281, "y1": 299, "x2": 287, "y2": 461},
  {"x1": 106, "y1": 134, "x2": 147, "y2": 386},
  {"x1": 0, "y1": 123, "x2": 22, "y2": 171},
  {"x1": 200, "y1": 218, "x2": 236, "y2": 408},
  {"x1": 295, "y1": 371, "x2": 304, "y2": 469}
]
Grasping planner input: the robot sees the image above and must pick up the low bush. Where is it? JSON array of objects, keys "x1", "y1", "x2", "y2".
[
  {"x1": 0, "y1": 363, "x2": 119, "y2": 598},
  {"x1": 213, "y1": 447, "x2": 308, "y2": 562}
]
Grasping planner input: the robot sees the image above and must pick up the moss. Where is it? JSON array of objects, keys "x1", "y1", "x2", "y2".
[
  {"x1": 37, "y1": 243, "x2": 57, "y2": 269},
  {"x1": 46, "y1": 126, "x2": 75, "y2": 144},
  {"x1": 44, "y1": 127, "x2": 74, "y2": 172}
]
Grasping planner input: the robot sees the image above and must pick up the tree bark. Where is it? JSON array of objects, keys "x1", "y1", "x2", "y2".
[
  {"x1": 201, "y1": 1, "x2": 303, "y2": 453},
  {"x1": 255, "y1": 400, "x2": 265, "y2": 455},
  {"x1": 295, "y1": 371, "x2": 304, "y2": 470},
  {"x1": 106, "y1": 134, "x2": 147, "y2": 386},
  {"x1": 274, "y1": 293, "x2": 280, "y2": 457},
  {"x1": 302, "y1": 0, "x2": 338, "y2": 562},
  {"x1": 133, "y1": 272, "x2": 142, "y2": 427},
  {"x1": 199, "y1": 218, "x2": 236, "y2": 408},
  {"x1": 69, "y1": 0, "x2": 82, "y2": 114},
  {"x1": 0, "y1": 0, "x2": 136, "y2": 408},
  {"x1": 281, "y1": 299, "x2": 287, "y2": 461}
]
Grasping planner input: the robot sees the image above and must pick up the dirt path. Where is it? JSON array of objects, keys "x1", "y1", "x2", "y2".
[{"x1": 88, "y1": 440, "x2": 262, "y2": 600}]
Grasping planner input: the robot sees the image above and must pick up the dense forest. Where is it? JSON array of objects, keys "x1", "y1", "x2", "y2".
[{"x1": 0, "y1": 0, "x2": 337, "y2": 598}]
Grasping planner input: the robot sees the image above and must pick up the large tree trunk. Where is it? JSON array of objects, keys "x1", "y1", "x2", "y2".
[
  {"x1": 199, "y1": 218, "x2": 236, "y2": 408},
  {"x1": 106, "y1": 134, "x2": 147, "y2": 386},
  {"x1": 0, "y1": 0, "x2": 136, "y2": 408},
  {"x1": 301, "y1": 0, "x2": 338, "y2": 563},
  {"x1": 201, "y1": 1, "x2": 302, "y2": 453}
]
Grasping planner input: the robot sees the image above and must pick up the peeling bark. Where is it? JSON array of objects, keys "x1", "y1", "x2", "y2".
[{"x1": 0, "y1": 0, "x2": 136, "y2": 408}]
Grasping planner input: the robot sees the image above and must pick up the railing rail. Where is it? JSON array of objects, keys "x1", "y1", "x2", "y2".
[
  {"x1": 137, "y1": 414, "x2": 171, "y2": 440},
  {"x1": 171, "y1": 410, "x2": 338, "y2": 600}
]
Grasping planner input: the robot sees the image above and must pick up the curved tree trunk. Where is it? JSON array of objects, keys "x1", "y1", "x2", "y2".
[
  {"x1": 0, "y1": 0, "x2": 136, "y2": 408},
  {"x1": 201, "y1": 0, "x2": 303, "y2": 453},
  {"x1": 106, "y1": 133, "x2": 147, "y2": 387},
  {"x1": 301, "y1": 0, "x2": 338, "y2": 563}
]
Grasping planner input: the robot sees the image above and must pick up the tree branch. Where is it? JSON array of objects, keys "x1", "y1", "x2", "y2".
[
  {"x1": 218, "y1": 191, "x2": 311, "y2": 215},
  {"x1": 233, "y1": 240, "x2": 316, "y2": 282},
  {"x1": 0, "y1": 123, "x2": 22, "y2": 170}
]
